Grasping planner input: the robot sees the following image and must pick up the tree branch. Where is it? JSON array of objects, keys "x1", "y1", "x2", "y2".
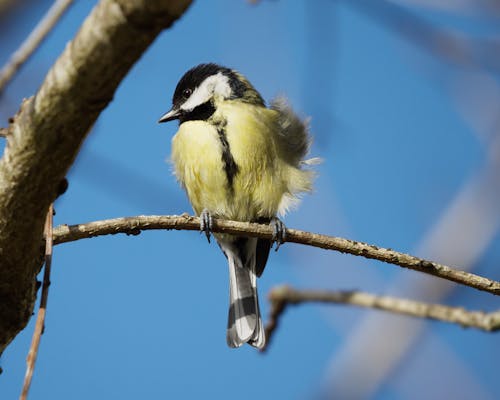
[
  {"x1": 262, "y1": 285, "x2": 500, "y2": 351},
  {"x1": 20, "y1": 205, "x2": 54, "y2": 400},
  {"x1": 52, "y1": 214, "x2": 500, "y2": 295},
  {"x1": 0, "y1": 0, "x2": 192, "y2": 355},
  {"x1": 0, "y1": 0, "x2": 74, "y2": 95}
]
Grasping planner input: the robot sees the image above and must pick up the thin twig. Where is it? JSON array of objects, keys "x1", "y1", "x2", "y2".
[
  {"x1": 0, "y1": 0, "x2": 74, "y2": 94},
  {"x1": 20, "y1": 204, "x2": 54, "y2": 400},
  {"x1": 262, "y1": 285, "x2": 500, "y2": 351},
  {"x1": 51, "y1": 214, "x2": 500, "y2": 295}
]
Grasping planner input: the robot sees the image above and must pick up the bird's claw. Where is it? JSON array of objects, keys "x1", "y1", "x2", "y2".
[
  {"x1": 270, "y1": 217, "x2": 286, "y2": 251},
  {"x1": 200, "y1": 209, "x2": 213, "y2": 243}
]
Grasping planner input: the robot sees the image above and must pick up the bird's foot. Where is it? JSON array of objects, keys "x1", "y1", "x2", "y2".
[
  {"x1": 200, "y1": 209, "x2": 213, "y2": 243},
  {"x1": 270, "y1": 217, "x2": 286, "y2": 251}
]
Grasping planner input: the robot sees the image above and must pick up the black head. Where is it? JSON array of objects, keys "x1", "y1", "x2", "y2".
[{"x1": 158, "y1": 63, "x2": 264, "y2": 124}]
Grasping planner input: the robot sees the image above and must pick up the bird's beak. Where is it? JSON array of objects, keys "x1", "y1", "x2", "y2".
[{"x1": 158, "y1": 107, "x2": 181, "y2": 123}]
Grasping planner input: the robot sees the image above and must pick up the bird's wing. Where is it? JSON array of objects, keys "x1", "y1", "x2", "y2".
[{"x1": 270, "y1": 97, "x2": 311, "y2": 166}]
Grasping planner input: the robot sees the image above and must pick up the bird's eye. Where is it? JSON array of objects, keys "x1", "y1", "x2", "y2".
[{"x1": 182, "y1": 88, "x2": 192, "y2": 98}]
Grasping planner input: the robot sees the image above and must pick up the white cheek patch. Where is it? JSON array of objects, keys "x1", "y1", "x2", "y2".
[{"x1": 180, "y1": 72, "x2": 232, "y2": 111}]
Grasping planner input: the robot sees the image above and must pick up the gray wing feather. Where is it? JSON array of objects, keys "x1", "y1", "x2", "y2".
[{"x1": 270, "y1": 97, "x2": 311, "y2": 166}]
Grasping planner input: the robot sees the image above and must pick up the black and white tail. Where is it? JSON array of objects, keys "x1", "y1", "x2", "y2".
[{"x1": 219, "y1": 237, "x2": 266, "y2": 349}]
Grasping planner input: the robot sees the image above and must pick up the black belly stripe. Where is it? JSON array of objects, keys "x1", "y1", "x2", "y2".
[{"x1": 216, "y1": 121, "x2": 239, "y2": 192}]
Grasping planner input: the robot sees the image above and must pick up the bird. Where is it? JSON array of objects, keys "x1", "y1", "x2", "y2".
[{"x1": 158, "y1": 63, "x2": 317, "y2": 349}]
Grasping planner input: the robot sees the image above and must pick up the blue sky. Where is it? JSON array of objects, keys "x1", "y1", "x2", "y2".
[{"x1": 1, "y1": 1, "x2": 499, "y2": 399}]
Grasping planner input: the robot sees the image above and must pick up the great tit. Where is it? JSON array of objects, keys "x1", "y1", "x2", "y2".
[{"x1": 159, "y1": 63, "x2": 316, "y2": 349}]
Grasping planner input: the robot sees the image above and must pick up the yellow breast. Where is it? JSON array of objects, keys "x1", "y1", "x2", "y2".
[
  {"x1": 222, "y1": 104, "x2": 288, "y2": 218},
  {"x1": 171, "y1": 102, "x2": 301, "y2": 221},
  {"x1": 171, "y1": 120, "x2": 229, "y2": 216}
]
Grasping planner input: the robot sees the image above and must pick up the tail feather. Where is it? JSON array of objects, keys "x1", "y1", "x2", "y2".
[
  {"x1": 227, "y1": 255, "x2": 257, "y2": 345},
  {"x1": 222, "y1": 238, "x2": 266, "y2": 349},
  {"x1": 248, "y1": 256, "x2": 265, "y2": 348},
  {"x1": 248, "y1": 310, "x2": 265, "y2": 349}
]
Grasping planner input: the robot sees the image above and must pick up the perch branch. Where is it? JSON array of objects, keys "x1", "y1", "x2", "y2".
[
  {"x1": 262, "y1": 285, "x2": 500, "y2": 351},
  {"x1": 20, "y1": 205, "x2": 53, "y2": 400},
  {"x1": 52, "y1": 214, "x2": 500, "y2": 295},
  {"x1": 0, "y1": 0, "x2": 74, "y2": 94},
  {"x1": 0, "y1": 0, "x2": 192, "y2": 356}
]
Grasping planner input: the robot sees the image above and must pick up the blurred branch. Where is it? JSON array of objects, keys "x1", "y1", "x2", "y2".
[
  {"x1": 349, "y1": 0, "x2": 500, "y2": 72},
  {"x1": 0, "y1": 0, "x2": 192, "y2": 356},
  {"x1": 263, "y1": 286, "x2": 500, "y2": 351},
  {"x1": 325, "y1": 105, "x2": 500, "y2": 398},
  {"x1": 52, "y1": 214, "x2": 500, "y2": 295},
  {"x1": 0, "y1": 0, "x2": 74, "y2": 95},
  {"x1": 393, "y1": 0, "x2": 500, "y2": 16}
]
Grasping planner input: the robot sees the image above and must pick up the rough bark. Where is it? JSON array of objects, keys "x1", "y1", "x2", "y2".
[{"x1": 0, "y1": 0, "x2": 192, "y2": 355}]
